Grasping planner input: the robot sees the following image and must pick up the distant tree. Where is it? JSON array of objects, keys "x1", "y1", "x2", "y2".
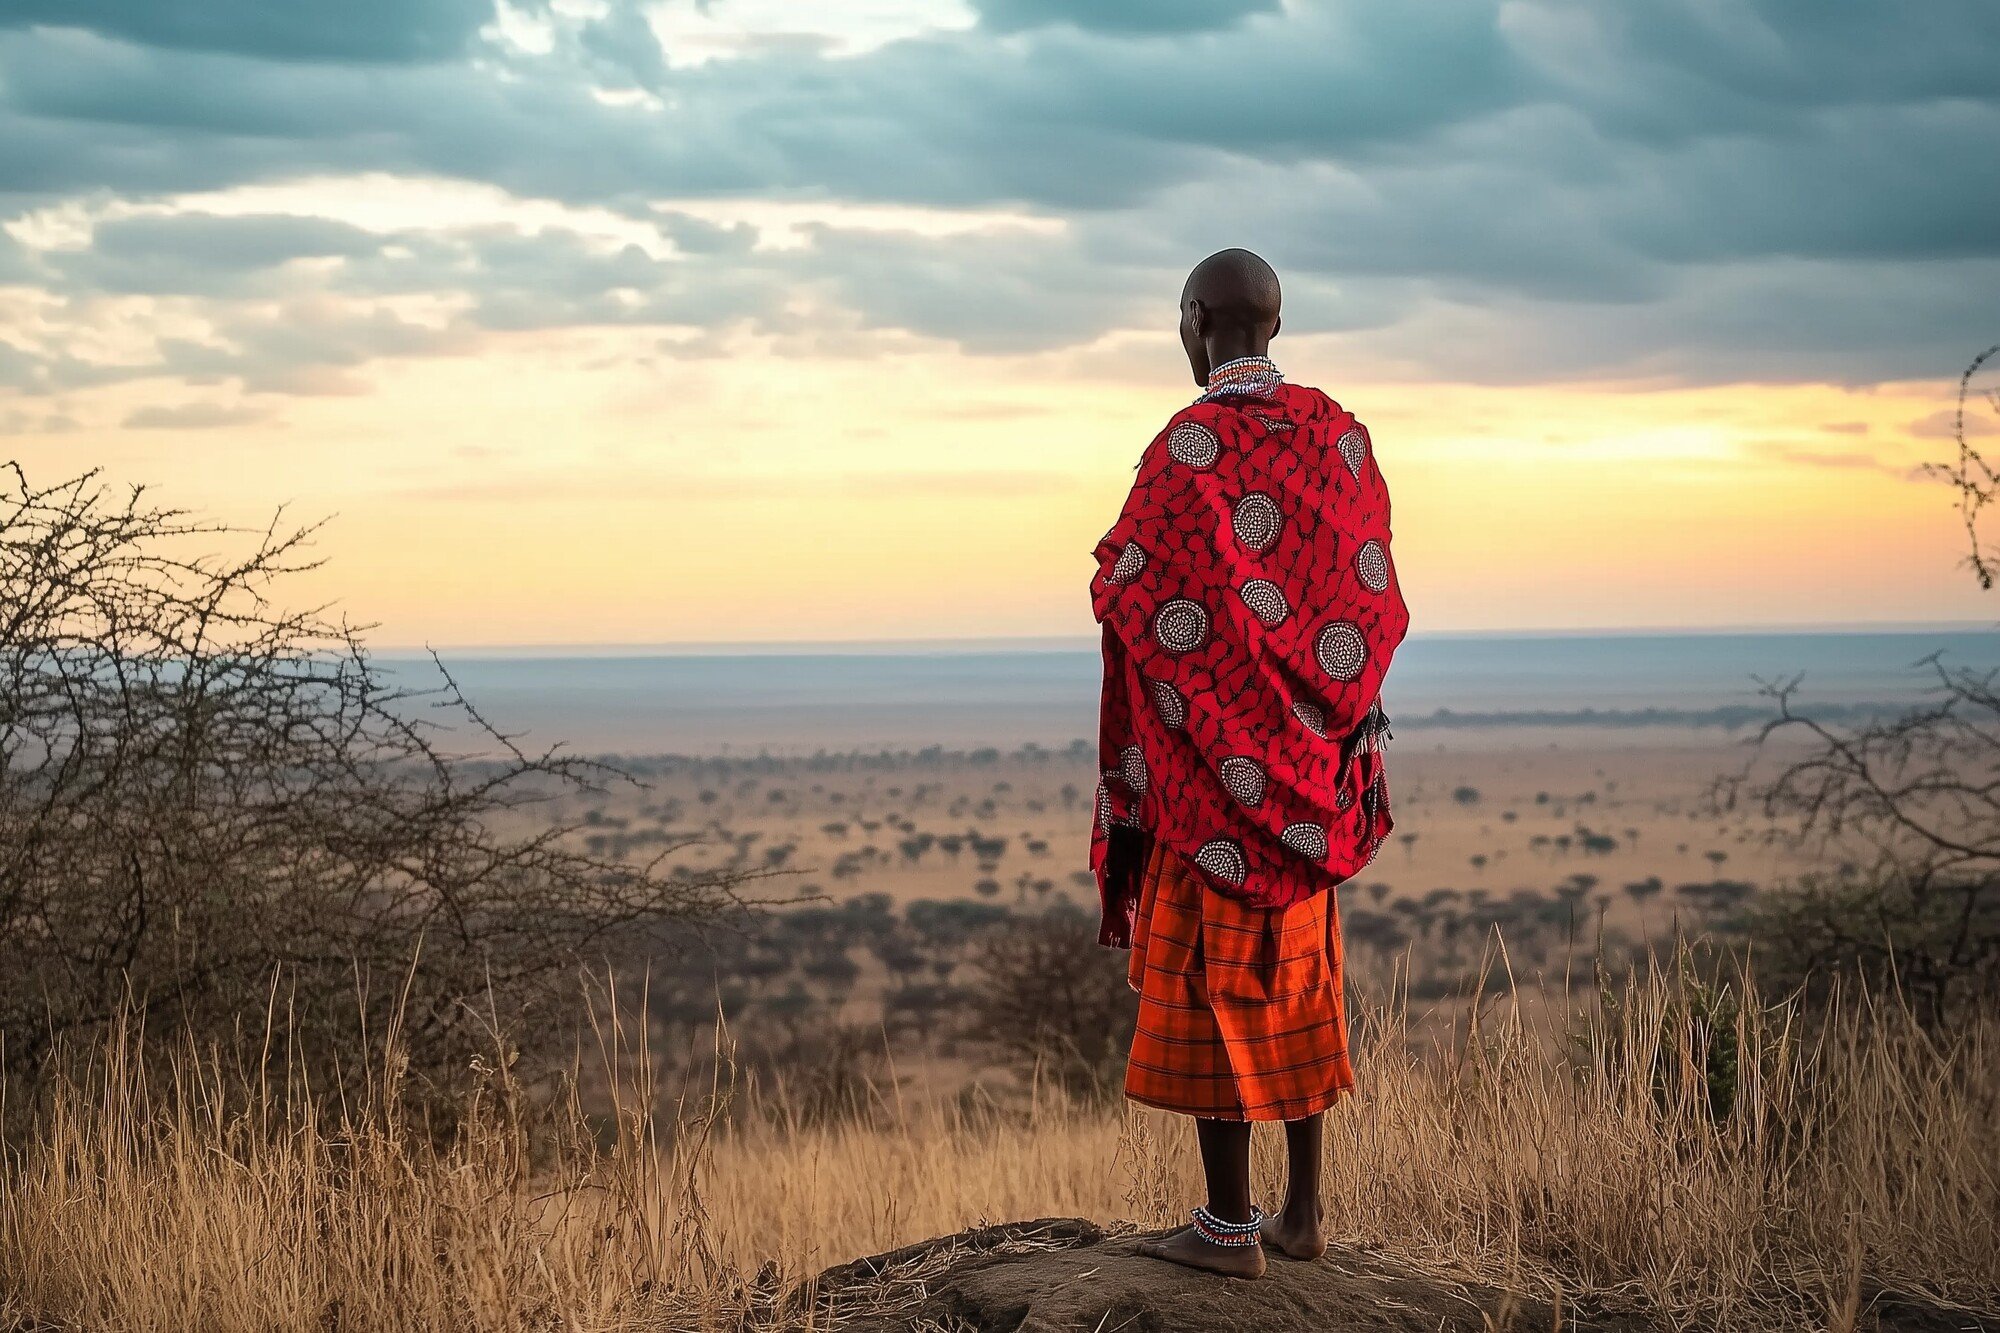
[
  {"x1": 1624, "y1": 876, "x2": 1664, "y2": 903},
  {"x1": 1576, "y1": 827, "x2": 1619, "y2": 855},
  {"x1": 1727, "y1": 347, "x2": 2000, "y2": 1023},
  {"x1": 1563, "y1": 873, "x2": 1600, "y2": 899},
  {"x1": 965, "y1": 905, "x2": 1135, "y2": 1101}
]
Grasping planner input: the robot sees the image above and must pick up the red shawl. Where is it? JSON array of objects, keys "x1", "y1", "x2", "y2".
[{"x1": 1089, "y1": 380, "x2": 1410, "y2": 947}]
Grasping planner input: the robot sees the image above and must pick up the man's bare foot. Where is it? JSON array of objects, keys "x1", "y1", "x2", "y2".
[
  {"x1": 1260, "y1": 1205, "x2": 1328, "y2": 1261},
  {"x1": 1136, "y1": 1225, "x2": 1267, "y2": 1279}
]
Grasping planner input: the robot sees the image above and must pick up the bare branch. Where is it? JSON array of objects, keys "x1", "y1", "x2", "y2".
[{"x1": 0, "y1": 464, "x2": 772, "y2": 1095}]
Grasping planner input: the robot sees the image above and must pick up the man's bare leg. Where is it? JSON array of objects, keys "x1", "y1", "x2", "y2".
[
  {"x1": 1260, "y1": 1112, "x2": 1329, "y2": 1260},
  {"x1": 1136, "y1": 1119, "x2": 1266, "y2": 1278}
]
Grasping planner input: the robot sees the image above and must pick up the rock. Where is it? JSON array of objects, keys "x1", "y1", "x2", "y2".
[
  {"x1": 793, "y1": 1217, "x2": 1644, "y2": 1332},
  {"x1": 792, "y1": 1219, "x2": 1999, "y2": 1333}
]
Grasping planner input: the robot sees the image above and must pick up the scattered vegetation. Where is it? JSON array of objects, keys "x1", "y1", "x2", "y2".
[{"x1": 0, "y1": 466, "x2": 755, "y2": 1104}]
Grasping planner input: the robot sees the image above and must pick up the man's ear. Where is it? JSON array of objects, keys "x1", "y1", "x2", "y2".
[
  {"x1": 1271, "y1": 314, "x2": 1282, "y2": 340},
  {"x1": 1187, "y1": 298, "x2": 1206, "y2": 337}
]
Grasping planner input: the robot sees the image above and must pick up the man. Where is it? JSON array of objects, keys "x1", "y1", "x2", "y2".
[{"x1": 1089, "y1": 249, "x2": 1409, "y2": 1278}]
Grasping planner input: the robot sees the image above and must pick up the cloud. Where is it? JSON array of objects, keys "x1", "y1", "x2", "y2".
[
  {"x1": 1745, "y1": 440, "x2": 1914, "y2": 477},
  {"x1": 0, "y1": 406, "x2": 79, "y2": 435},
  {"x1": 48, "y1": 212, "x2": 381, "y2": 296},
  {"x1": 0, "y1": 0, "x2": 1996, "y2": 397},
  {"x1": 970, "y1": 0, "x2": 1280, "y2": 35},
  {"x1": 1910, "y1": 407, "x2": 2000, "y2": 440},
  {"x1": 121, "y1": 401, "x2": 272, "y2": 429},
  {"x1": 0, "y1": 0, "x2": 494, "y2": 63},
  {"x1": 0, "y1": 340, "x2": 45, "y2": 391}
]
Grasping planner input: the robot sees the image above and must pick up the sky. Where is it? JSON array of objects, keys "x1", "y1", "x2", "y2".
[{"x1": 2, "y1": 0, "x2": 1998, "y2": 645}]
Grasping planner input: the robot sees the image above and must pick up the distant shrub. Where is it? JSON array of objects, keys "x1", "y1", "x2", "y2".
[
  {"x1": 0, "y1": 467, "x2": 751, "y2": 1104},
  {"x1": 1746, "y1": 871, "x2": 2000, "y2": 1027},
  {"x1": 965, "y1": 906, "x2": 1135, "y2": 1102}
]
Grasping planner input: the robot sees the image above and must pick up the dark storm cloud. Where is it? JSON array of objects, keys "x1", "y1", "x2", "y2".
[
  {"x1": 971, "y1": 0, "x2": 1281, "y2": 35},
  {"x1": 0, "y1": 11, "x2": 1516, "y2": 209},
  {"x1": 90, "y1": 213, "x2": 379, "y2": 267},
  {"x1": 0, "y1": 0, "x2": 494, "y2": 63},
  {"x1": 0, "y1": 0, "x2": 1995, "y2": 395},
  {"x1": 1505, "y1": 0, "x2": 2000, "y2": 139}
]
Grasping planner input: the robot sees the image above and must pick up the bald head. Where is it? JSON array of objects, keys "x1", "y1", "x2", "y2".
[{"x1": 1179, "y1": 248, "x2": 1282, "y2": 387}]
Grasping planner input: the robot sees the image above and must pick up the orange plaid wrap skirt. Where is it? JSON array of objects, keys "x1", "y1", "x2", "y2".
[{"x1": 1125, "y1": 836, "x2": 1355, "y2": 1121}]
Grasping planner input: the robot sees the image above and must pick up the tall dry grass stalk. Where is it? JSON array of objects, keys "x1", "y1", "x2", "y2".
[
  {"x1": 1297, "y1": 959, "x2": 2000, "y2": 1327},
  {"x1": 2, "y1": 963, "x2": 1995, "y2": 1331}
]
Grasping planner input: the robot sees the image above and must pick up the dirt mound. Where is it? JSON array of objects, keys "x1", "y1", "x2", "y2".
[{"x1": 791, "y1": 1218, "x2": 1994, "y2": 1333}]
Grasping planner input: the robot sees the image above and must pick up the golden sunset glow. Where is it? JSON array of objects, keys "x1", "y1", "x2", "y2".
[{"x1": 9, "y1": 325, "x2": 1979, "y2": 645}]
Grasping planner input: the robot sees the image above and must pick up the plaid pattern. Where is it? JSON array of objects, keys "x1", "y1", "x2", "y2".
[{"x1": 1125, "y1": 835, "x2": 1355, "y2": 1121}]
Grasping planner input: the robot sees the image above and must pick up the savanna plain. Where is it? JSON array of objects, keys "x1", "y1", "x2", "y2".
[{"x1": 6, "y1": 721, "x2": 1997, "y2": 1331}]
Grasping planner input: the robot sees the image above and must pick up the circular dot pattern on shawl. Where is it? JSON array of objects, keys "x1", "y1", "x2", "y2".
[
  {"x1": 1281, "y1": 822, "x2": 1330, "y2": 862},
  {"x1": 1195, "y1": 838, "x2": 1249, "y2": 887},
  {"x1": 1148, "y1": 677, "x2": 1188, "y2": 729},
  {"x1": 1231, "y1": 493, "x2": 1281, "y2": 552},
  {"x1": 1356, "y1": 540, "x2": 1389, "y2": 593},
  {"x1": 1292, "y1": 701, "x2": 1328, "y2": 737},
  {"x1": 1316, "y1": 621, "x2": 1367, "y2": 681},
  {"x1": 1108, "y1": 541, "x2": 1148, "y2": 585},
  {"x1": 1336, "y1": 427, "x2": 1367, "y2": 478},
  {"x1": 1239, "y1": 579, "x2": 1290, "y2": 626},
  {"x1": 1119, "y1": 745, "x2": 1149, "y2": 794},
  {"x1": 1153, "y1": 598, "x2": 1210, "y2": 653},
  {"x1": 1168, "y1": 421, "x2": 1220, "y2": 468},
  {"x1": 1219, "y1": 755, "x2": 1266, "y2": 807}
]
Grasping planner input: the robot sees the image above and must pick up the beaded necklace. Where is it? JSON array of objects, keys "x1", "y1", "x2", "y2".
[{"x1": 1197, "y1": 354, "x2": 1283, "y2": 403}]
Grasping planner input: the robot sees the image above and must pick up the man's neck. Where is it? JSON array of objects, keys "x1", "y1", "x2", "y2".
[{"x1": 1205, "y1": 336, "x2": 1270, "y2": 370}]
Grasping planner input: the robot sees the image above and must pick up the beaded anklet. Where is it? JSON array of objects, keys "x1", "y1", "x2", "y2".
[{"x1": 1189, "y1": 1204, "x2": 1266, "y2": 1248}]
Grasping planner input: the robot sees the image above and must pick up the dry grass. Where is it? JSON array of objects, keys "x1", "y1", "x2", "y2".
[{"x1": 2, "y1": 962, "x2": 1996, "y2": 1332}]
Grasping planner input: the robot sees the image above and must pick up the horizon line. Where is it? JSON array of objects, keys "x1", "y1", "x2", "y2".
[{"x1": 372, "y1": 617, "x2": 2000, "y2": 658}]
